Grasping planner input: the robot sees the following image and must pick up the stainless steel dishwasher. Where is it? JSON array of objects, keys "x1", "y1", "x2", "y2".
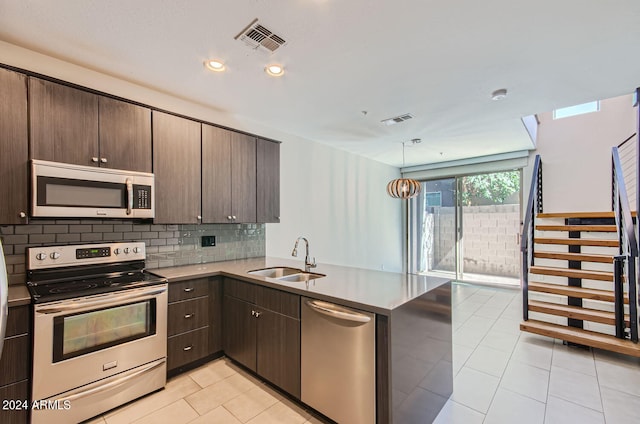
[{"x1": 301, "y1": 297, "x2": 376, "y2": 424}]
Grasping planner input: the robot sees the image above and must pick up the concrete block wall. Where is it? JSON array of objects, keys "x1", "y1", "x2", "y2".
[
  {"x1": 461, "y1": 204, "x2": 520, "y2": 277},
  {"x1": 428, "y1": 204, "x2": 520, "y2": 277},
  {"x1": 0, "y1": 220, "x2": 265, "y2": 285}
]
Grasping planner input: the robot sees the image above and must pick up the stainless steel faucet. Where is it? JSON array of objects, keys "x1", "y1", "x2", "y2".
[{"x1": 291, "y1": 237, "x2": 316, "y2": 272}]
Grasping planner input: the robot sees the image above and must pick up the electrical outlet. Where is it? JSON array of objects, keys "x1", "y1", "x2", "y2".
[{"x1": 201, "y1": 235, "x2": 216, "y2": 247}]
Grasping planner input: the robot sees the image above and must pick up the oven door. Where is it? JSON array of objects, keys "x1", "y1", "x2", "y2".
[{"x1": 32, "y1": 284, "x2": 168, "y2": 402}]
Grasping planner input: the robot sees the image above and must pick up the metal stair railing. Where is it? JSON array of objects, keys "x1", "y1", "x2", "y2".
[
  {"x1": 612, "y1": 146, "x2": 638, "y2": 342},
  {"x1": 521, "y1": 154, "x2": 542, "y2": 321}
]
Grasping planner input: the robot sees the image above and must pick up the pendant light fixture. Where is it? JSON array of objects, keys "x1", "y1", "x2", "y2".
[{"x1": 387, "y1": 140, "x2": 422, "y2": 199}]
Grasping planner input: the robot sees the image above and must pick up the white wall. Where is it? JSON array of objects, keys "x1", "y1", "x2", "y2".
[
  {"x1": 0, "y1": 41, "x2": 403, "y2": 272},
  {"x1": 267, "y1": 137, "x2": 403, "y2": 272},
  {"x1": 524, "y1": 94, "x2": 636, "y2": 213}
]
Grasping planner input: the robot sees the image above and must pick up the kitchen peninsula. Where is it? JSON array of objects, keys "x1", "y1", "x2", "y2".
[{"x1": 154, "y1": 257, "x2": 453, "y2": 424}]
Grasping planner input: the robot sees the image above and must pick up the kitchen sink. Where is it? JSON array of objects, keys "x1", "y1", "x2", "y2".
[
  {"x1": 277, "y1": 272, "x2": 325, "y2": 282},
  {"x1": 247, "y1": 267, "x2": 302, "y2": 278}
]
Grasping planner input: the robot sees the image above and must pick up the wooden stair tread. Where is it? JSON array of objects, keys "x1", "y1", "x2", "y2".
[
  {"x1": 520, "y1": 319, "x2": 640, "y2": 358},
  {"x1": 537, "y1": 211, "x2": 637, "y2": 219},
  {"x1": 528, "y1": 300, "x2": 627, "y2": 325},
  {"x1": 528, "y1": 282, "x2": 628, "y2": 303},
  {"x1": 530, "y1": 266, "x2": 613, "y2": 281},
  {"x1": 534, "y1": 237, "x2": 619, "y2": 247},
  {"x1": 534, "y1": 251, "x2": 613, "y2": 263},
  {"x1": 535, "y1": 225, "x2": 617, "y2": 232}
]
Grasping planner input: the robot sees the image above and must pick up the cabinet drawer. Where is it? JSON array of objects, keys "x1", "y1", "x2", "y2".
[
  {"x1": 167, "y1": 328, "x2": 209, "y2": 371},
  {"x1": 0, "y1": 335, "x2": 30, "y2": 387},
  {"x1": 169, "y1": 278, "x2": 209, "y2": 302},
  {"x1": 256, "y1": 286, "x2": 300, "y2": 319},
  {"x1": 168, "y1": 297, "x2": 209, "y2": 336},
  {"x1": 6, "y1": 306, "x2": 29, "y2": 337},
  {"x1": 224, "y1": 278, "x2": 256, "y2": 303},
  {"x1": 0, "y1": 380, "x2": 30, "y2": 424}
]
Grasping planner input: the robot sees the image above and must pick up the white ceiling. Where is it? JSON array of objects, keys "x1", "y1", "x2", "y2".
[{"x1": 1, "y1": 0, "x2": 639, "y2": 167}]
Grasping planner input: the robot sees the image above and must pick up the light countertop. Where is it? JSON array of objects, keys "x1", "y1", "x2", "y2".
[
  {"x1": 152, "y1": 257, "x2": 450, "y2": 315},
  {"x1": 8, "y1": 284, "x2": 31, "y2": 307}
]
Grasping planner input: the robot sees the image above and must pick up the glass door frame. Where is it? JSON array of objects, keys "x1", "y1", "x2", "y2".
[{"x1": 408, "y1": 168, "x2": 523, "y2": 285}]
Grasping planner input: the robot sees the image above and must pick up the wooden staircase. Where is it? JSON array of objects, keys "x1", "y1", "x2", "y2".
[{"x1": 520, "y1": 211, "x2": 640, "y2": 357}]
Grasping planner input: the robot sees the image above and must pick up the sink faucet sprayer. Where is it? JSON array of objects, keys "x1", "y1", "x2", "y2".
[{"x1": 292, "y1": 237, "x2": 317, "y2": 272}]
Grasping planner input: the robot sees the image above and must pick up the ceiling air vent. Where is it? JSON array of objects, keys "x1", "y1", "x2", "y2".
[
  {"x1": 235, "y1": 18, "x2": 287, "y2": 53},
  {"x1": 381, "y1": 113, "x2": 414, "y2": 126}
]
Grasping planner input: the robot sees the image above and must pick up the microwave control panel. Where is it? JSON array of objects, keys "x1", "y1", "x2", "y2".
[{"x1": 133, "y1": 185, "x2": 152, "y2": 209}]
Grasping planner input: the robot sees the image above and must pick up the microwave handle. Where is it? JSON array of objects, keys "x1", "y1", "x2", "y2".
[{"x1": 126, "y1": 178, "x2": 133, "y2": 215}]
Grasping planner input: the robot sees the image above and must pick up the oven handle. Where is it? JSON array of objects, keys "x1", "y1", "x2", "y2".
[
  {"x1": 55, "y1": 358, "x2": 165, "y2": 403},
  {"x1": 35, "y1": 285, "x2": 167, "y2": 315}
]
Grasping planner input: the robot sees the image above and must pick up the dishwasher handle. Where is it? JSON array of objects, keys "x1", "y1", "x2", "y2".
[{"x1": 305, "y1": 299, "x2": 371, "y2": 323}]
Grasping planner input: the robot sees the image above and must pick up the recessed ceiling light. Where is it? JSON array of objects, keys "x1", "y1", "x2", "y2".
[
  {"x1": 265, "y1": 64, "x2": 285, "y2": 77},
  {"x1": 205, "y1": 59, "x2": 226, "y2": 72},
  {"x1": 491, "y1": 88, "x2": 508, "y2": 101}
]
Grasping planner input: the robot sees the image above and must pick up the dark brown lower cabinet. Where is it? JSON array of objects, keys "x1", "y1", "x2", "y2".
[
  {"x1": 0, "y1": 305, "x2": 31, "y2": 424},
  {"x1": 223, "y1": 278, "x2": 301, "y2": 398},
  {"x1": 167, "y1": 278, "x2": 221, "y2": 375},
  {"x1": 167, "y1": 328, "x2": 209, "y2": 371},
  {"x1": 0, "y1": 381, "x2": 29, "y2": 424},
  {"x1": 256, "y1": 309, "x2": 300, "y2": 396},
  {"x1": 223, "y1": 295, "x2": 257, "y2": 371}
]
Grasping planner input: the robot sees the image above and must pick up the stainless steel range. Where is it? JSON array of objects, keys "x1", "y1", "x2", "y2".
[{"x1": 27, "y1": 242, "x2": 168, "y2": 424}]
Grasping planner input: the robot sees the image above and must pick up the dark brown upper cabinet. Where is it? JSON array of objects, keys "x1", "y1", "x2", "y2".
[
  {"x1": 0, "y1": 68, "x2": 29, "y2": 224},
  {"x1": 256, "y1": 138, "x2": 280, "y2": 223},
  {"x1": 29, "y1": 77, "x2": 99, "y2": 167},
  {"x1": 98, "y1": 97, "x2": 151, "y2": 172},
  {"x1": 29, "y1": 78, "x2": 152, "y2": 171},
  {"x1": 152, "y1": 111, "x2": 202, "y2": 224},
  {"x1": 202, "y1": 124, "x2": 256, "y2": 223}
]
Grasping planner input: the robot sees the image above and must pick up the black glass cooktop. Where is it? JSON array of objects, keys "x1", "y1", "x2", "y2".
[{"x1": 28, "y1": 269, "x2": 166, "y2": 304}]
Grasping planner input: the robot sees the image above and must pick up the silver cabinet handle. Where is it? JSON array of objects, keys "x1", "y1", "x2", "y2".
[
  {"x1": 91, "y1": 157, "x2": 99, "y2": 163},
  {"x1": 227, "y1": 216, "x2": 233, "y2": 220},
  {"x1": 305, "y1": 299, "x2": 371, "y2": 323},
  {"x1": 56, "y1": 359, "x2": 165, "y2": 403},
  {"x1": 183, "y1": 287, "x2": 194, "y2": 293},
  {"x1": 19, "y1": 212, "x2": 26, "y2": 218},
  {"x1": 197, "y1": 215, "x2": 202, "y2": 220},
  {"x1": 183, "y1": 346, "x2": 193, "y2": 351},
  {"x1": 100, "y1": 157, "x2": 108, "y2": 163},
  {"x1": 184, "y1": 313, "x2": 194, "y2": 319},
  {"x1": 126, "y1": 178, "x2": 133, "y2": 215}
]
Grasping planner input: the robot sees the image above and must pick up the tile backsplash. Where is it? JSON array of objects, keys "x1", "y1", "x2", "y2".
[{"x1": 0, "y1": 220, "x2": 265, "y2": 285}]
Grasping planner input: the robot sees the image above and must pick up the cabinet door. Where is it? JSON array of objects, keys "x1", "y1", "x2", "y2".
[
  {"x1": 230, "y1": 132, "x2": 257, "y2": 223},
  {"x1": 223, "y1": 295, "x2": 256, "y2": 371},
  {"x1": 152, "y1": 111, "x2": 201, "y2": 223},
  {"x1": 202, "y1": 124, "x2": 232, "y2": 222},
  {"x1": 29, "y1": 78, "x2": 99, "y2": 166},
  {"x1": 256, "y1": 138, "x2": 280, "y2": 223},
  {"x1": 98, "y1": 97, "x2": 151, "y2": 172},
  {"x1": 256, "y1": 310, "x2": 301, "y2": 397},
  {"x1": 0, "y1": 68, "x2": 28, "y2": 224},
  {"x1": 0, "y1": 381, "x2": 29, "y2": 424}
]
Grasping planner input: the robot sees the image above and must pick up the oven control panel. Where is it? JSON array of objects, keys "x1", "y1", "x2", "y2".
[
  {"x1": 76, "y1": 247, "x2": 111, "y2": 259},
  {"x1": 27, "y1": 242, "x2": 146, "y2": 270}
]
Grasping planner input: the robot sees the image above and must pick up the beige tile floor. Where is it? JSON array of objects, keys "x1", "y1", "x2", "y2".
[{"x1": 85, "y1": 282, "x2": 640, "y2": 424}]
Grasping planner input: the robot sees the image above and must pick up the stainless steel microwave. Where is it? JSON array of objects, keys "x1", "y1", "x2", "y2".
[{"x1": 31, "y1": 160, "x2": 155, "y2": 219}]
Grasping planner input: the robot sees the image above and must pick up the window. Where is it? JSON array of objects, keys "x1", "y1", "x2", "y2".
[
  {"x1": 425, "y1": 192, "x2": 442, "y2": 207},
  {"x1": 553, "y1": 101, "x2": 600, "y2": 119}
]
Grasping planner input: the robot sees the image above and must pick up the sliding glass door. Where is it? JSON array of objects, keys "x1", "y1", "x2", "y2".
[{"x1": 409, "y1": 170, "x2": 521, "y2": 285}]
